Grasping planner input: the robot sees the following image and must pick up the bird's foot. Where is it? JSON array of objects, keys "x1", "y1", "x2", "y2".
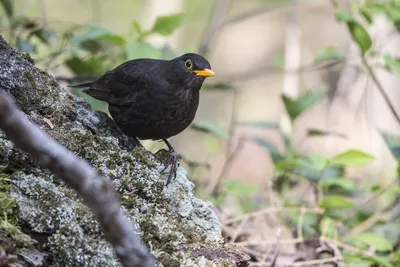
[{"x1": 156, "y1": 149, "x2": 181, "y2": 185}]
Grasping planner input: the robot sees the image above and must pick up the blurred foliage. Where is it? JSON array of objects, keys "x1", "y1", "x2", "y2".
[
  {"x1": 0, "y1": 1, "x2": 230, "y2": 112},
  {"x1": 203, "y1": 179, "x2": 259, "y2": 213},
  {"x1": 243, "y1": 81, "x2": 400, "y2": 265},
  {"x1": 237, "y1": 2, "x2": 400, "y2": 264},
  {"x1": 0, "y1": 0, "x2": 57, "y2": 53},
  {"x1": 2, "y1": 0, "x2": 400, "y2": 265}
]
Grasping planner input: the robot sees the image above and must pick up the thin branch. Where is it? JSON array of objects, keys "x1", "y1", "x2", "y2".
[
  {"x1": 209, "y1": 88, "x2": 241, "y2": 197},
  {"x1": 362, "y1": 56, "x2": 400, "y2": 125},
  {"x1": 198, "y1": 0, "x2": 232, "y2": 55},
  {"x1": 207, "y1": 137, "x2": 244, "y2": 197},
  {"x1": 0, "y1": 91, "x2": 155, "y2": 267},
  {"x1": 270, "y1": 229, "x2": 281, "y2": 267}
]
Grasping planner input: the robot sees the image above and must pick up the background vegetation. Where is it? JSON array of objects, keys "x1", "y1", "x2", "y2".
[{"x1": 2, "y1": 0, "x2": 400, "y2": 266}]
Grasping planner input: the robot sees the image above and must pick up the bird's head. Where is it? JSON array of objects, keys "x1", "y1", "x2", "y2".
[
  {"x1": 179, "y1": 53, "x2": 215, "y2": 78},
  {"x1": 169, "y1": 53, "x2": 214, "y2": 88}
]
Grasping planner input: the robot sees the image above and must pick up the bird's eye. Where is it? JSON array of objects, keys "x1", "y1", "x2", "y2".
[{"x1": 185, "y1": 59, "x2": 193, "y2": 69}]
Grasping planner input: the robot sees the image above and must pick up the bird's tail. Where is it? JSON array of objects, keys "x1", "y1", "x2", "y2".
[{"x1": 69, "y1": 81, "x2": 112, "y2": 102}]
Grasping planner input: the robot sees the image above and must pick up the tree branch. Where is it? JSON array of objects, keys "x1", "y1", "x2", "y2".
[
  {"x1": 362, "y1": 56, "x2": 400, "y2": 126},
  {"x1": 0, "y1": 91, "x2": 155, "y2": 267}
]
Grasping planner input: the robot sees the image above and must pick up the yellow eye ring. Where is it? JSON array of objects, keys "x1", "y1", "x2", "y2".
[{"x1": 185, "y1": 59, "x2": 193, "y2": 69}]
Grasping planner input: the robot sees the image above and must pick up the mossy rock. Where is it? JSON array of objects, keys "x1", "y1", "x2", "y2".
[{"x1": 0, "y1": 35, "x2": 249, "y2": 266}]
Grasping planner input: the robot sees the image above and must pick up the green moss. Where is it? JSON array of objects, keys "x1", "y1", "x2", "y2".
[
  {"x1": 0, "y1": 169, "x2": 33, "y2": 262},
  {"x1": 62, "y1": 130, "x2": 111, "y2": 161},
  {"x1": 59, "y1": 186, "x2": 76, "y2": 199},
  {"x1": 21, "y1": 52, "x2": 35, "y2": 64},
  {"x1": 157, "y1": 255, "x2": 181, "y2": 267},
  {"x1": 119, "y1": 194, "x2": 138, "y2": 209},
  {"x1": 0, "y1": 170, "x2": 17, "y2": 224},
  {"x1": 25, "y1": 72, "x2": 38, "y2": 89},
  {"x1": 131, "y1": 148, "x2": 157, "y2": 168}
]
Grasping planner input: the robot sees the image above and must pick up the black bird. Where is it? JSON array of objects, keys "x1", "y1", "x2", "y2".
[{"x1": 71, "y1": 53, "x2": 215, "y2": 184}]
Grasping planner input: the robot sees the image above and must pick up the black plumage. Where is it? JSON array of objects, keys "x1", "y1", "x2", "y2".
[{"x1": 72, "y1": 53, "x2": 214, "y2": 184}]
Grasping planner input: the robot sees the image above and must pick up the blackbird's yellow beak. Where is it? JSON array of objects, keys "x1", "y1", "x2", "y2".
[{"x1": 194, "y1": 68, "x2": 215, "y2": 77}]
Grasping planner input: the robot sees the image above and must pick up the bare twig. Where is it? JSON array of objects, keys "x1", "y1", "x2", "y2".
[
  {"x1": 344, "y1": 212, "x2": 389, "y2": 238},
  {"x1": 207, "y1": 137, "x2": 245, "y2": 197},
  {"x1": 270, "y1": 229, "x2": 281, "y2": 267},
  {"x1": 0, "y1": 92, "x2": 155, "y2": 267},
  {"x1": 362, "y1": 56, "x2": 400, "y2": 125},
  {"x1": 208, "y1": 90, "x2": 242, "y2": 197},
  {"x1": 199, "y1": 0, "x2": 232, "y2": 55},
  {"x1": 347, "y1": 179, "x2": 398, "y2": 218}
]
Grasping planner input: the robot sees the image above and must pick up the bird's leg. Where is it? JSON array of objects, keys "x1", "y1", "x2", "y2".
[{"x1": 160, "y1": 138, "x2": 181, "y2": 185}]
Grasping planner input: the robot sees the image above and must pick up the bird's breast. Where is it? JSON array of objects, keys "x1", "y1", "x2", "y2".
[
  {"x1": 110, "y1": 87, "x2": 200, "y2": 140},
  {"x1": 160, "y1": 88, "x2": 199, "y2": 126}
]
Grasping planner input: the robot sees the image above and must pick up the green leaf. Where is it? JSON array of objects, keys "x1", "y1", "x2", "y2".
[
  {"x1": 240, "y1": 121, "x2": 280, "y2": 130},
  {"x1": 347, "y1": 21, "x2": 372, "y2": 55},
  {"x1": 251, "y1": 137, "x2": 284, "y2": 164},
  {"x1": 132, "y1": 20, "x2": 143, "y2": 35},
  {"x1": 126, "y1": 41, "x2": 161, "y2": 60},
  {"x1": 281, "y1": 86, "x2": 328, "y2": 121},
  {"x1": 307, "y1": 128, "x2": 347, "y2": 139},
  {"x1": 150, "y1": 13, "x2": 185, "y2": 36},
  {"x1": 320, "y1": 165, "x2": 344, "y2": 180},
  {"x1": 320, "y1": 177, "x2": 356, "y2": 191},
  {"x1": 330, "y1": 149, "x2": 375, "y2": 167},
  {"x1": 190, "y1": 121, "x2": 228, "y2": 139},
  {"x1": 360, "y1": 8, "x2": 373, "y2": 24},
  {"x1": 383, "y1": 55, "x2": 400, "y2": 75},
  {"x1": 304, "y1": 154, "x2": 329, "y2": 171},
  {"x1": 72, "y1": 24, "x2": 112, "y2": 45},
  {"x1": 367, "y1": 256, "x2": 394, "y2": 267},
  {"x1": 385, "y1": 7, "x2": 400, "y2": 23},
  {"x1": 380, "y1": 131, "x2": 400, "y2": 161},
  {"x1": 319, "y1": 195, "x2": 355, "y2": 209},
  {"x1": 344, "y1": 254, "x2": 375, "y2": 265},
  {"x1": 274, "y1": 155, "x2": 329, "y2": 183},
  {"x1": 386, "y1": 8, "x2": 400, "y2": 32},
  {"x1": 65, "y1": 56, "x2": 107, "y2": 75},
  {"x1": 71, "y1": 24, "x2": 125, "y2": 50},
  {"x1": 97, "y1": 34, "x2": 126, "y2": 46},
  {"x1": 29, "y1": 28, "x2": 56, "y2": 45},
  {"x1": 274, "y1": 160, "x2": 305, "y2": 172},
  {"x1": 351, "y1": 232, "x2": 393, "y2": 252},
  {"x1": 335, "y1": 8, "x2": 354, "y2": 22},
  {"x1": 313, "y1": 46, "x2": 344, "y2": 65},
  {"x1": 0, "y1": 0, "x2": 13, "y2": 19}
]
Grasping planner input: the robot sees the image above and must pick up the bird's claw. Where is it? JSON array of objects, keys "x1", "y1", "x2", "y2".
[{"x1": 160, "y1": 149, "x2": 181, "y2": 185}]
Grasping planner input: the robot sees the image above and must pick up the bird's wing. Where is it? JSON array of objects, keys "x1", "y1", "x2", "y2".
[{"x1": 86, "y1": 59, "x2": 154, "y2": 106}]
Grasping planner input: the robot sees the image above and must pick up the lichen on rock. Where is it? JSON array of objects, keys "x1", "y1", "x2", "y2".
[{"x1": 0, "y1": 35, "x2": 249, "y2": 266}]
